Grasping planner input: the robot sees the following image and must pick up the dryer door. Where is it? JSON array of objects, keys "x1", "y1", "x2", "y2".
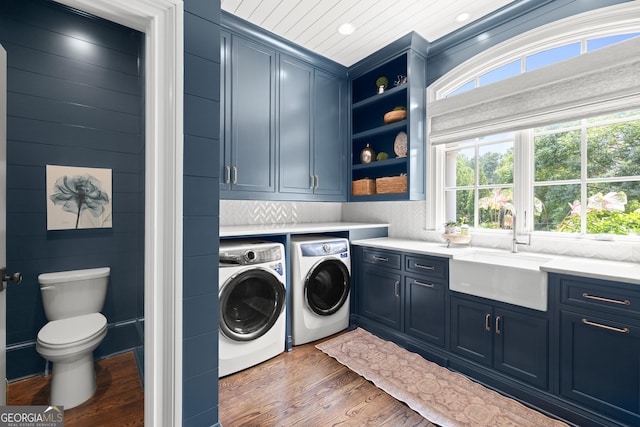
[
  {"x1": 219, "y1": 268, "x2": 285, "y2": 341},
  {"x1": 305, "y1": 259, "x2": 350, "y2": 316}
]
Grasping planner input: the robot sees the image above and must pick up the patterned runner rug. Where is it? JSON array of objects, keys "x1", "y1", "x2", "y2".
[{"x1": 316, "y1": 328, "x2": 568, "y2": 427}]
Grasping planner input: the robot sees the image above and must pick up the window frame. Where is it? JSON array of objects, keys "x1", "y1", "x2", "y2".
[{"x1": 426, "y1": 2, "x2": 640, "y2": 243}]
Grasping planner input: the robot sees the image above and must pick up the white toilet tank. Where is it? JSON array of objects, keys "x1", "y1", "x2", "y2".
[{"x1": 38, "y1": 267, "x2": 110, "y2": 321}]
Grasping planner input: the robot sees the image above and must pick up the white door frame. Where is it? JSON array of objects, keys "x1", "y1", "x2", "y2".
[{"x1": 53, "y1": 1, "x2": 183, "y2": 425}]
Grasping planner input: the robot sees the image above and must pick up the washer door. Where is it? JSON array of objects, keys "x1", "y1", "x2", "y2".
[
  {"x1": 305, "y1": 259, "x2": 350, "y2": 316},
  {"x1": 219, "y1": 268, "x2": 285, "y2": 342}
]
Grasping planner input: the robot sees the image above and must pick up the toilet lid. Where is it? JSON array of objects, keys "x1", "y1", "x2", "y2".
[{"x1": 38, "y1": 313, "x2": 107, "y2": 346}]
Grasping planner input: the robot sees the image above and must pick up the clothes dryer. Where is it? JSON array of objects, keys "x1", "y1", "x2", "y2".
[
  {"x1": 290, "y1": 236, "x2": 350, "y2": 345},
  {"x1": 218, "y1": 240, "x2": 286, "y2": 377}
]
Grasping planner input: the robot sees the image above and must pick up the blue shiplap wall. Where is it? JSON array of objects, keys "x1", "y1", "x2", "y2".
[
  {"x1": 0, "y1": 0, "x2": 145, "y2": 379},
  {"x1": 183, "y1": 0, "x2": 221, "y2": 425}
]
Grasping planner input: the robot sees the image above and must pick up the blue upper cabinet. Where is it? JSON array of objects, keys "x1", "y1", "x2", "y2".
[
  {"x1": 349, "y1": 33, "x2": 428, "y2": 201},
  {"x1": 220, "y1": 12, "x2": 348, "y2": 201},
  {"x1": 279, "y1": 55, "x2": 346, "y2": 200},
  {"x1": 313, "y1": 69, "x2": 347, "y2": 199},
  {"x1": 279, "y1": 56, "x2": 313, "y2": 195},
  {"x1": 220, "y1": 31, "x2": 276, "y2": 194}
]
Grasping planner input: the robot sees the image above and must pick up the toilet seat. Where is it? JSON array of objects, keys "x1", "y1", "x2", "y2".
[{"x1": 38, "y1": 313, "x2": 107, "y2": 348}]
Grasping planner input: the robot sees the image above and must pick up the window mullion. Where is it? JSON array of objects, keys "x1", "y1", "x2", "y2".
[
  {"x1": 515, "y1": 129, "x2": 532, "y2": 232},
  {"x1": 581, "y1": 120, "x2": 588, "y2": 234}
]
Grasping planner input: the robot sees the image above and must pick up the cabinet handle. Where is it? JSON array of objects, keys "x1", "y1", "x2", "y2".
[
  {"x1": 495, "y1": 316, "x2": 501, "y2": 334},
  {"x1": 485, "y1": 313, "x2": 491, "y2": 332},
  {"x1": 414, "y1": 280, "x2": 434, "y2": 288},
  {"x1": 581, "y1": 318, "x2": 630, "y2": 334},
  {"x1": 373, "y1": 256, "x2": 388, "y2": 262},
  {"x1": 582, "y1": 293, "x2": 630, "y2": 306},
  {"x1": 225, "y1": 165, "x2": 231, "y2": 184},
  {"x1": 310, "y1": 175, "x2": 315, "y2": 189},
  {"x1": 232, "y1": 166, "x2": 238, "y2": 184},
  {"x1": 394, "y1": 281, "x2": 400, "y2": 298},
  {"x1": 315, "y1": 174, "x2": 319, "y2": 189},
  {"x1": 415, "y1": 263, "x2": 436, "y2": 271}
]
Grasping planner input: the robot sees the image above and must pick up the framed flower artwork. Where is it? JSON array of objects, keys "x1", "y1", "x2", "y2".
[{"x1": 46, "y1": 165, "x2": 113, "y2": 230}]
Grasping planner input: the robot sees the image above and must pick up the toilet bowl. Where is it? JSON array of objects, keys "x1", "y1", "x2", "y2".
[{"x1": 36, "y1": 267, "x2": 110, "y2": 409}]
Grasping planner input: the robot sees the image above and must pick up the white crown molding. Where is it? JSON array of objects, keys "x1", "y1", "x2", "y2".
[{"x1": 53, "y1": 1, "x2": 184, "y2": 426}]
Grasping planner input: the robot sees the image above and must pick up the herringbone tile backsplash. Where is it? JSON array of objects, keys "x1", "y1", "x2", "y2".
[{"x1": 220, "y1": 200, "x2": 342, "y2": 225}]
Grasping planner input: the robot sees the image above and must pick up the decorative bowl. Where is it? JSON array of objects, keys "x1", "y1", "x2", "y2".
[{"x1": 383, "y1": 110, "x2": 407, "y2": 124}]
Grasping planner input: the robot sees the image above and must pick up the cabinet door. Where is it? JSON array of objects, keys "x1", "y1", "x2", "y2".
[
  {"x1": 494, "y1": 307, "x2": 548, "y2": 389},
  {"x1": 560, "y1": 310, "x2": 640, "y2": 425},
  {"x1": 313, "y1": 69, "x2": 345, "y2": 197},
  {"x1": 230, "y1": 36, "x2": 276, "y2": 193},
  {"x1": 359, "y1": 265, "x2": 402, "y2": 330},
  {"x1": 279, "y1": 56, "x2": 313, "y2": 194},
  {"x1": 450, "y1": 295, "x2": 493, "y2": 366},
  {"x1": 219, "y1": 30, "x2": 232, "y2": 191},
  {"x1": 405, "y1": 275, "x2": 445, "y2": 346}
]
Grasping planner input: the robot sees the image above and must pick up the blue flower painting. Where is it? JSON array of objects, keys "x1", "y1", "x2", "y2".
[{"x1": 46, "y1": 165, "x2": 113, "y2": 230}]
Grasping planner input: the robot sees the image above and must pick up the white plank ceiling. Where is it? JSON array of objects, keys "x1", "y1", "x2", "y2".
[{"x1": 221, "y1": 0, "x2": 515, "y2": 66}]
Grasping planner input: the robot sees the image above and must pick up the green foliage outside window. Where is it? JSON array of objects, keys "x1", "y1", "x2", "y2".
[{"x1": 450, "y1": 113, "x2": 640, "y2": 236}]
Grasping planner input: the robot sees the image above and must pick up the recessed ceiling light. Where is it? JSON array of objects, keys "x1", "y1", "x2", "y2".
[
  {"x1": 456, "y1": 12, "x2": 471, "y2": 22},
  {"x1": 338, "y1": 23, "x2": 355, "y2": 35}
]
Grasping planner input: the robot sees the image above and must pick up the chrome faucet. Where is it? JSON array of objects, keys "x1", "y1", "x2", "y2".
[{"x1": 511, "y1": 209, "x2": 530, "y2": 253}]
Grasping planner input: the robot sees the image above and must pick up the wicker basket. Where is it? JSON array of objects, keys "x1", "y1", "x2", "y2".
[
  {"x1": 376, "y1": 175, "x2": 407, "y2": 194},
  {"x1": 352, "y1": 179, "x2": 376, "y2": 196}
]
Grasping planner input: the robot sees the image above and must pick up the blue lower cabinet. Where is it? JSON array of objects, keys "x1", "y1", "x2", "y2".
[
  {"x1": 359, "y1": 264, "x2": 402, "y2": 330},
  {"x1": 405, "y1": 275, "x2": 445, "y2": 346},
  {"x1": 450, "y1": 294, "x2": 549, "y2": 389},
  {"x1": 354, "y1": 248, "x2": 640, "y2": 426},
  {"x1": 554, "y1": 273, "x2": 640, "y2": 426},
  {"x1": 559, "y1": 309, "x2": 640, "y2": 425}
]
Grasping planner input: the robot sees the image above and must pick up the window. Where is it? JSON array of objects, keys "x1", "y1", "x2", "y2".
[
  {"x1": 428, "y1": 2, "x2": 640, "y2": 239},
  {"x1": 445, "y1": 133, "x2": 514, "y2": 229},
  {"x1": 533, "y1": 110, "x2": 640, "y2": 235}
]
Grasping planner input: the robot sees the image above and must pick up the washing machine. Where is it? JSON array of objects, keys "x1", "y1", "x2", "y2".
[
  {"x1": 218, "y1": 240, "x2": 286, "y2": 377},
  {"x1": 290, "y1": 235, "x2": 351, "y2": 345}
]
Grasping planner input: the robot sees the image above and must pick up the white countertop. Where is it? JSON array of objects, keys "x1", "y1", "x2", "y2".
[
  {"x1": 351, "y1": 237, "x2": 475, "y2": 258},
  {"x1": 220, "y1": 222, "x2": 389, "y2": 237},
  {"x1": 352, "y1": 237, "x2": 640, "y2": 285},
  {"x1": 541, "y1": 257, "x2": 640, "y2": 285}
]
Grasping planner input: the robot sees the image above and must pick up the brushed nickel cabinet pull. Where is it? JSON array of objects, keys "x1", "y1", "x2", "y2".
[
  {"x1": 582, "y1": 318, "x2": 630, "y2": 334},
  {"x1": 315, "y1": 174, "x2": 319, "y2": 189},
  {"x1": 373, "y1": 256, "x2": 388, "y2": 262},
  {"x1": 394, "y1": 281, "x2": 400, "y2": 298},
  {"x1": 495, "y1": 316, "x2": 501, "y2": 334},
  {"x1": 225, "y1": 165, "x2": 231, "y2": 184},
  {"x1": 310, "y1": 175, "x2": 315, "y2": 189},
  {"x1": 414, "y1": 280, "x2": 434, "y2": 288},
  {"x1": 485, "y1": 313, "x2": 491, "y2": 332},
  {"x1": 232, "y1": 166, "x2": 238, "y2": 184},
  {"x1": 582, "y1": 293, "x2": 630, "y2": 306},
  {"x1": 415, "y1": 264, "x2": 436, "y2": 270}
]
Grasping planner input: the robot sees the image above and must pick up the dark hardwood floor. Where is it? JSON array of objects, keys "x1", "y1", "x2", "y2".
[
  {"x1": 219, "y1": 333, "x2": 435, "y2": 427},
  {"x1": 7, "y1": 351, "x2": 144, "y2": 427}
]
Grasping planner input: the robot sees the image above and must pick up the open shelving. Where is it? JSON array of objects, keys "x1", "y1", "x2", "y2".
[{"x1": 348, "y1": 34, "x2": 428, "y2": 201}]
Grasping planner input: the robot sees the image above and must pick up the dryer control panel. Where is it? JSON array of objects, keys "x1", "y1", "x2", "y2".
[
  {"x1": 219, "y1": 245, "x2": 283, "y2": 265},
  {"x1": 301, "y1": 240, "x2": 349, "y2": 257}
]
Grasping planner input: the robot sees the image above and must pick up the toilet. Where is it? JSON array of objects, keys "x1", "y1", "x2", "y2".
[{"x1": 36, "y1": 267, "x2": 110, "y2": 409}]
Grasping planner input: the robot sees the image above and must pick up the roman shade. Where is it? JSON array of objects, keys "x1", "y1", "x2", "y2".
[{"x1": 428, "y1": 36, "x2": 640, "y2": 145}]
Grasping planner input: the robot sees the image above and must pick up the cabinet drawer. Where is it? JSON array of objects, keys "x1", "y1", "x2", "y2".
[
  {"x1": 362, "y1": 249, "x2": 401, "y2": 270},
  {"x1": 405, "y1": 255, "x2": 448, "y2": 280},
  {"x1": 559, "y1": 276, "x2": 640, "y2": 318}
]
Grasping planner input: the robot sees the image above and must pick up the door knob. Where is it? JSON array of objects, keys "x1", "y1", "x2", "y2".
[{"x1": 0, "y1": 267, "x2": 22, "y2": 291}]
